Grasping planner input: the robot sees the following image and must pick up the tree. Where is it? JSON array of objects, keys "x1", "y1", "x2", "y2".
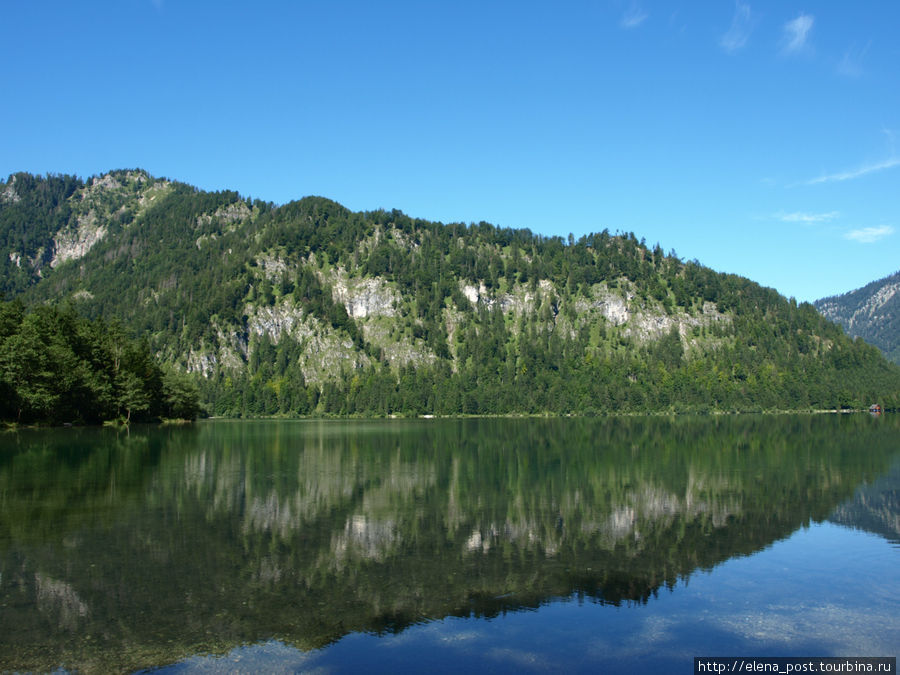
[
  {"x1": 162, "y1": 368, "x2": 202, "y2": 420},
  {"x1": 0, "y1": 320, "x2": 60, "y2": 422},
  {"x1": 117, "y1": 371, "x2": 150, "y2": 424}
]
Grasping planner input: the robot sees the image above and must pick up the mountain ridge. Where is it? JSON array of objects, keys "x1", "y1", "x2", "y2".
[
  {"x1": 815, "y1": 271, "x2": 900, "y2": 365},
  {"x1": 3, "y1": 169, "x2": 899, "y2": 415}
]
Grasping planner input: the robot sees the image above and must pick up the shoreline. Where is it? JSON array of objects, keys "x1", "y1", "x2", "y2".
[{"x1": 4, "y1": 407, "x2": 886, "y2": 431}]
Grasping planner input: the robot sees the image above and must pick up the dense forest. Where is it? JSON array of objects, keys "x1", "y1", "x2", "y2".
[
  {"x1": 0, "y1": 300, "x2": 199, "y2": 424},
  {"x1": 2, "y1": 169, "x2": 899, "y2": 418}
]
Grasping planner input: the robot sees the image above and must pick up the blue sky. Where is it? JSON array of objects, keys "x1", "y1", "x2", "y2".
[{"x1": 2, "y1": 1, "x2": 898, "y2": 302}]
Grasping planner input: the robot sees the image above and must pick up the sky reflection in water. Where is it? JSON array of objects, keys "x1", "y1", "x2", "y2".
[
  {"x1": 165, "y1": 522, "x2": 900, "y2": 674},
  {"x1": 1, "y1": 416, "x2": 897, "y2": 674}
]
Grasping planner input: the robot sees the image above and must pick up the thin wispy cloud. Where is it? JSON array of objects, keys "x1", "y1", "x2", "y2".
[
  {"x1": 883, "y1": 127, "x2": 897, "y2": 156},
  {"x1": 806, "y1": 157, "x2": 900, "y2": 185},
  {"x1": 837, "y1": 41, "x2": 871, "y2": 78},
  {"x1": 720, "y1": 1, "x2": 753, "y2": 53},
  {"x1": 844, "y1": 225, "x2": 894, "y2": 243},
  {"x1": 777, "y1": 211, "x2": 839, "y2": 224},
  {"x1": 667, "y1": 10, "x2": 685, "y2": 33},
  {"x1": 782, "y1": 13, "x2": 813, "y2": 53},
  {"x1": 621, "y1": 2, "x2": 648, "y2": 29}
]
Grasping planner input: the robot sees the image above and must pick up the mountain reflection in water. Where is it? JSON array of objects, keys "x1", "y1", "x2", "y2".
[{"x1": 0, "y1": 415, "x2": 897, "y2": 673}]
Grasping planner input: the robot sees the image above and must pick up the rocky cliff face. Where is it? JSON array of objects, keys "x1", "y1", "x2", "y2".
[
  {"x1": 174, "y1": 261, "x2": 727, "y2": 385},
  {"x1": 816, "y1": 271, "x2": 900, "y2": 363},
  {"x1": 3, "y1": 170, "x2": 172, "y2": 277},
  {"x1": 1, "y1": 180, "x2": 21, "y2": 204},
  {"x1": 51, "y1": 210, "x2": 107, "y2": 268},
  {"x1": 330, "y1": 270, "x2": 399, "y2": 319}
]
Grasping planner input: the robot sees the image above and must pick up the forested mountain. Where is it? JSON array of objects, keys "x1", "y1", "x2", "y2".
[
  {"x1": 2, "y1": 169, "x2": 899, "y2": 416},
  {"x1": 815, "y1": 271, "x2": 900, "y2": 365}
]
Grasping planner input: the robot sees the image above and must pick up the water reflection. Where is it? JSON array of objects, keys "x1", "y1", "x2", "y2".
[
  {"x1": 829, "y1": 457, "x2": 900, "y2": 545},
  {"x1": 0, "y1": 415, "x2": 897, "y2": 673}
]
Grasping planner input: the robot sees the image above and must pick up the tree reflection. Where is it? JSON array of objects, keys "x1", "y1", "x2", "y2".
[{"x1": 0, "y1": 415, "x2": 897, "y2": 673}]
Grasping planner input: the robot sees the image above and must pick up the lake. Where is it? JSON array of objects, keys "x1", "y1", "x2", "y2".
[{"x1": 0, "y1": 416, "x2": 897, "y2": 673}]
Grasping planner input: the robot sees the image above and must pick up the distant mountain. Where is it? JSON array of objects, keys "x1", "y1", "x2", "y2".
[
  {"x1": 2, "y1": 169, "x2": 899, "y2": 416},
  {"x1": 815, "y1": 272, "x2": 900, "y2": 365}
]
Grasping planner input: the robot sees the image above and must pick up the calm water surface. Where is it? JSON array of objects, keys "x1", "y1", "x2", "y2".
[{"x1": 0, "y1": 416, "x2": 897, "y2": 673}]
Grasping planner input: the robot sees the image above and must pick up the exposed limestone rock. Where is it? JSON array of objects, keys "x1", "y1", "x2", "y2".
[
  {"x1": 51, "y1": 211, "x2": 107, "y2": 268},
  {"x1": 462, "y1": 282, "x2": 482, "y2": 306},
  {"x1": 563, "y1": 284, "x2": 730, "y2": 345},
  {"x1": 196, "y1": 201, "x2": 250, "y2": 229},
  {"x1": 625, "y1": 303, "x2": 728, "y2": 343},
  {"x1": 255, "y1": 255, "x2": 289, "y2": 282},
  {"x1": 219, "y1": 327, "x2": 249, "y2": 366},
  {"x1": 329, "y1": 271, "x2": 399, "y2": 319},
  {"x1": 459, "y1": 279, "x2": 556, "y2": 317},
  {"x1": 457, "y1": 276, "x2": 732, "y2": 347},
  {"x1": 819, "y1": 280, "x2": 900, "y2": 332},
  {"x1": 443, "y1": 306, "x2": 465, "y2": 363},
  {"x1": 184, "y1": 296, "x2": 379, "y2": 383},
  {"x1": 136, "y1": 180, "x2": 173, "y2": 211},
  {"x1": 868, "y1": 282, "x2": 900, "y2": 313},
  {"x1": 588, "y1": 286, "x2": 632, "y2": 326},
  {"x1": 185, "y1": 322, "x2": 248, "y2": 377},
  {"x1": 244, "y1": 300, "x2": 372, "y2": 384},
  {"x1": 30, "y1": 247, "x2": 46, "y2": 275},
  {"x1": 88, "y1": 174, "x2": 122, "y2": 191},
  {"x1": 186, "y1": 349, "x2": 219, "y2": 378},
  {"x1": 390, "y1": 227, "x2": 417, "y2": 250},
  {"x1": 498, "y1": 280, "x2": 555, "y2": 315},
  {"x1": 247, "y1": 301, "x2": 307, "y2": 343},
  {"x1": 295, "y1": 329, "x2": 370, "y2": 385},
  {"x1": 1, "y1": 180, "x2": 20, "y2": 203},
  {"x1": 35, "y1": 171, "x2": 174, "y2": 269},
  {"x1": 195, "y1": 232, "x2": 217, "y2": 249},
  {"x1": 361, "y1": 319, "x2": 436, "y2": 368}
]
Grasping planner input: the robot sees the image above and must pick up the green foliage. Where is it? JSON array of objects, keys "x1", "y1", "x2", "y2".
[
  {"x1": 162, "y1": 368, "x2": 202, "y2": 420},
  {"x1": 0, "y1": 301, "x2": 200, "y2": 424},
  {"x1": 0, "y1": 172, "x2": 83, "y2": 295},
  {"x1": 3, "y1": 170, "x2": 900, "y2": 417}
]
